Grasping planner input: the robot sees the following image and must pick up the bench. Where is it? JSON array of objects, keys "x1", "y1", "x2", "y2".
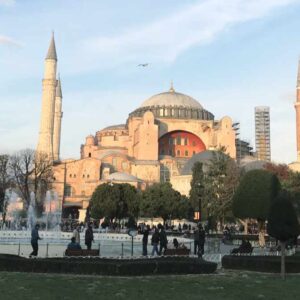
[
  {"x1": 164, "y1": 248, "x2": 190, "y2": 256},
  {"x1": 65, "y1": 249, "x2": 100, "y2": 257}
]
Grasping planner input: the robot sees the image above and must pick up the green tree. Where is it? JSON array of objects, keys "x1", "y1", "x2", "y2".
[
  {"x1": 198, "y1": 150, "x2": 240, "y2": 226},
  {"x1": 140, "y1": 182, "x2": 190, "y2": 222},
  {"x1": 232, "y1": 169, "x2": 281, "y2": 246},
  {"x1": 264, "y1": 162, "x2": 300, "y2": 216},
  {"x1": 90, "y1": 183, "x2": 140, "y2": 222},
  {"x1": 267, "y1": 191, "x2": 300, "y2": 279},
  {"x1": 189, "y1": 162, "x2": 205, "y2": 213}
]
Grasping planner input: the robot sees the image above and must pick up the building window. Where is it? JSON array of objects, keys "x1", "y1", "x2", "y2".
[
  {"x1": 185, "y1": 150, "x2": 189, "y2": 156},
  {"x1": 64, "y1": 185, "x2": 72, "y2": 197},
  {"x1": 169, "y1": 138, "x2": 173, "y2": 145},
  {"x1": 193, "y1": 151, "x2": 196, "y2": 155},
  {"x1": 69, "y1": 174, "x2": 72, "y2": 178},
  {"x1": 161, "y1": 149, "x2": 165, "y2": 155},
  {"x1": 74, "y1": 174, "x2": 76, "y2": 178},
  {"x1": 177, "y1": 150, "x2": 180, "y2": 156},
  {"x1": 176, "y1": 136, "x2": 181, "y2": 145},
  {"x1": 87, "y1": 174, "x2": 90, "y2": 178},
  {"x1": 184, "y1": 138, "x2": 188, "y2": 145},
  {"x1": 88, "y1": 152, "x2": 91, "y2": 157},
  {"x1": 83, "y1": 174, "x2": 85, "y2": 178}
]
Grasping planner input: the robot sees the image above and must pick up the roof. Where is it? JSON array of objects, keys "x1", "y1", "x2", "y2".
[
  {"x1": 140, "y1": 85, "x2": 203, "y2": 109},
  {"x1": 181, "y1": 150, "x2": 230, "y2": 175},
  {"x1": 102, "y1": 124, "x2": 126, "y2": 131},
  {"x1": 98, "y1": 150, "x2": 131, "y2": 160},
  {"x1": 46, "y1": 33, "x2": 57, "y2": 60},
  {"x1": 241, "y1": 160, "x2": 267, "y2": 172},
  {"x1": 107, "y1": 172, "x2": 142, "y2": 182}
]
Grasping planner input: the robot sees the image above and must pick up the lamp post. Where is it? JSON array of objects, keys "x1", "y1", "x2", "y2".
[{"x1": 197, "y1": 182, "x2": 204, "y2": 258}]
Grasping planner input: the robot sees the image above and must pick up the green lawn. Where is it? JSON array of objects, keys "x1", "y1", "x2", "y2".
[{"x1": 0, "y1": 271, "x2": 299, "y2": 300}]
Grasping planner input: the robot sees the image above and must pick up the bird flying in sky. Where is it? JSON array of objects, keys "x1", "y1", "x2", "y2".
[{"x1": 137, "y1": 63, "x2": 149, "y2": 67}]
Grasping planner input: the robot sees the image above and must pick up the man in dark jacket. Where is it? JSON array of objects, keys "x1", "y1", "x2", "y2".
[
  {"x1": 198, "y1": 224, "x2": 206, "y2": 257},
  {"x1": 30, "y1": 224, "x2": 42, "y2": 257},
  {"x1": 85, "y1": 224, "x2": 94, "y2": 250},
  {"x1": 159, "y1": 225, "x2": 168, "y2": 255},
  {"x1": 142, "y1": 225, "x2": 150, "y2": 256},
  {"x1": 151, "y1": 228, "x2": 160, "y2": 256}
]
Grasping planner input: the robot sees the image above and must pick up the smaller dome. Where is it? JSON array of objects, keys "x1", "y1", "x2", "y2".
[
  {"x1": 181, "y1": 150, "x2": 230, "y2": 175},
  {"x1": 107, "y1": 172, "x2": 142, "y2": 182}
]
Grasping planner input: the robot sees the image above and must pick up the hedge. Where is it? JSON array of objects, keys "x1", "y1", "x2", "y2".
[
  {"x1": 222, "y1": 255, "x2": 300, "y2": 273},
  {"x1": 0, "y1": 255, "x2": 217, "y2": 276}
]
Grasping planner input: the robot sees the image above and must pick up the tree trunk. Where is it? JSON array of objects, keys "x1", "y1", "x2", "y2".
[
  {"x1": 281, "y1": 240, "x2": 286, "y2": 280},
  {"x1": 258, "y1": 221, "x2": 265, "y2": 248}
]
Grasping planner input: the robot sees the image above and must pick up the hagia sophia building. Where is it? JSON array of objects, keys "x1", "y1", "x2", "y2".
[{"x1": 37, "y1": 35, "x2": 250, "y2": 219}]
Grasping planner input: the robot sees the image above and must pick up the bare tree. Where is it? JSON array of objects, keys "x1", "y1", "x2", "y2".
[
  {"x1": 9, "y1": 149, "x2": 53, "y2": 211},
  {"x1": 0, "y1": 154, "x2": 12, "y2": 220}
]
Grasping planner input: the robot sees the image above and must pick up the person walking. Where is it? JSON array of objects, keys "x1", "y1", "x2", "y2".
[
  {"x1": 194, "y1": 227, "x2": 199, "y2": 255},
  {"x1": 159, "y1": 225, "x2": 168, "y2": 255},
  {"x1": 85, "y1": 223, "x2": 94, "y2": 250},
  {"x1": 29, "y1": 224, "x2": 42, "y2": 258},
  {"x1": 73, "y1": 225, "x2": 80, "y2": 244},
  {"x1": 198, "y1": 224, "x2": 206, "y2": 257},
  {"x1": 142, "y1": 225, "x2": 150, "y2": 256},
  {"x1": 151, "y1": 228, "x2": 160, "y2": 256}
]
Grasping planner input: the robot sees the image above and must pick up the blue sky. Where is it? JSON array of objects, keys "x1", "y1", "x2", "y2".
[{"x1": 1, "y1": 0, "x2": 300, "y2": 163}]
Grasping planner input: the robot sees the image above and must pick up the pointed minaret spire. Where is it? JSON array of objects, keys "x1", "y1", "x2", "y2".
[
  {"x1": 56, "y1": 74, "x2": 62, "y2": 98},
  {"x1": 169, "y1": 80, "x2": 175, "y2": 93},
  {"x1": 53, "y1": 74, "x2": 63, "y2": 161},
  {"x1": 46, "y1": 31, "x2": 57, "y2": 61}
]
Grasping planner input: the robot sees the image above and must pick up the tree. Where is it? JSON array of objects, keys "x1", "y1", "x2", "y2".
[
  {"x1": 140, "y1": 182, "x2": 191, "y2": 222},
  {"x1": 189, "y1": 162, "x2": 205, "y2": 214},
  {"x1": 267, "y1": 191, "x2": 300, "y2": 279},
  {"x1": 264, "y1": 163, "x2": 300, "y2": 216},
  {"x1": 195, "y1": 150, "x2": 240, "y2": 227},
  {"x1": 0, "y1": 154, "x2": 12, "y2": 221},
  {"x1": 9, "y1": 149, "x2": 53, "y2": 212},
  {"x1": 90, "y1": 183, "x2": 140, "y2": 222},
  {"x1": 232, "y1": 169, "x2": 281, "y2": 246}
]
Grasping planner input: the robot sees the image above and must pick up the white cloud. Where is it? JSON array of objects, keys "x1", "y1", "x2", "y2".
[
  {"x1": 76, "y1": 0, "x2": 298, "y2": 72},
  {"x1": 0, "y1": 0, "x2": 15, "y2": 6},
  {"x1": 0, "y1": 35, "x2": 21, "y2": 47}
]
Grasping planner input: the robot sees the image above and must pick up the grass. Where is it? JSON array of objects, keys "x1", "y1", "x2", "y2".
[{"x1": 0, "y1": 270, "x2": 299, "y2": 300}]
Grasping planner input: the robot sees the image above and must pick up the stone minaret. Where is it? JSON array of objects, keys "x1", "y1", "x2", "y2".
[
  {"x1": 37, "y1": 33, "x2": 57, "y2": 161},
  {"x1": 296, "y1": 59, "x2": 300, "y2": 162},
  {"x1": 53, "y1": 76, "x2": 63, "y2": 161}
]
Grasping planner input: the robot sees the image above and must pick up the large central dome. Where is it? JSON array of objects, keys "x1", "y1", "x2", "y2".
[{"x1": 140, "y1": 85, "x2": 203, "y2": 109}]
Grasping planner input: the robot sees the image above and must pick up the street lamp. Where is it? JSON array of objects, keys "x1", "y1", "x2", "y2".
[{"x1": 197, "y1": 182, "x2": 204, "y2": 258}]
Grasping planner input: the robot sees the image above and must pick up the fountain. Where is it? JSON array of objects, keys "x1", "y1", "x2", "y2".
[
  {"x1": 26, "y1": 192, "x2": 36, "y2": 231},
  {"x1": 43, "y1": 190, "x2": 62, "y2": 231}
]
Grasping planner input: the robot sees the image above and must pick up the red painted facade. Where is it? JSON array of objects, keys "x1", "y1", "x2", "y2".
[{"x1": 159, "y1": 130, "x2": 206, "y2": 158}]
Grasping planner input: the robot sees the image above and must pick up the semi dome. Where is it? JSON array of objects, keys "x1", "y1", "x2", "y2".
[
  {"x1": 140, "y1": 85, "x2": 203, "y2": 109},
  {"x1": 107, "y1": 172, "x2": 142, "y2": 182}
]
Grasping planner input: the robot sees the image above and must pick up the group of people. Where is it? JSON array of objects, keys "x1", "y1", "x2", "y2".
[
  {"x1": 29, "y1": 223, "x2": 95, "y2": 257},
  {"x1": 141, "y1": 224, "x2": 168, "y2": 256}
]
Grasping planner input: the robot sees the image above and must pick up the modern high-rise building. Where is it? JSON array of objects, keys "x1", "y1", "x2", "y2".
[{"x1": 255, "y1": 106, "x2": 271, "y2": 161}]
